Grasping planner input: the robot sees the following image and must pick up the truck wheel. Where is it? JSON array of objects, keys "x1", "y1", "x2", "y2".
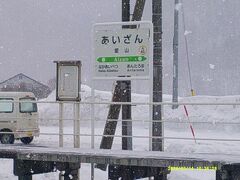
[
  {"x1": 20, "y1": 137, "x2": 33, "y2": 144},
  {"x1": 0, "y1": 130, "x2": 14, "y2": 144}
]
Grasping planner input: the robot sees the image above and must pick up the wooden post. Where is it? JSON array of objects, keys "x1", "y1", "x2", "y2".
[{"x1": 121, "y1": 0, "x2": 132, "y2": 151}]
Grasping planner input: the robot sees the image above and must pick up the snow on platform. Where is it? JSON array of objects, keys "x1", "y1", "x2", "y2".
[{"x1": 0, "y1": 145, "x2": 240, "y2": 170}]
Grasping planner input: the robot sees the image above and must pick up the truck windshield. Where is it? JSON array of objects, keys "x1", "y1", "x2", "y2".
[
  {"x1": 0, "y1": 98, "x2": 13, "y2": 113},
  {"x1": 19, "y1": 97, "x2": 37, "y2": 113}
]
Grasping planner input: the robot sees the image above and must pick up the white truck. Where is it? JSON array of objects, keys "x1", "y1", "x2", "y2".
[{"x1": 0, "y1": 92, "x2": 39, "y2": 144}]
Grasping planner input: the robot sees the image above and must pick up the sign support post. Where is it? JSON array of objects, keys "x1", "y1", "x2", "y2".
[
  {"x1": 93, "y1": 21, "x2": 153, "y2": 179},
  {"x1": 54, "y1": 60, "x2": 82, "y2": 180},
  {"x1": 121, "y1": 0, "x2": 132, "y2": 151}
]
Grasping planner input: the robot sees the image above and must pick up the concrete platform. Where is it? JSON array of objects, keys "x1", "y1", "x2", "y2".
[{"x1": 1, "y1": 145, "x2": 240, "y2": 170}]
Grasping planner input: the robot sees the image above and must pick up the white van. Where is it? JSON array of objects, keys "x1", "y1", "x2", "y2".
[{"x1": 0, "y1": 92, "x2": 39, "y2": 144}]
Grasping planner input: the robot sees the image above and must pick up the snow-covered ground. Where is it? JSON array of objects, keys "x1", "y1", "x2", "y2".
[{"x1": 1, "y1": 85, "x2": 240, "y2": 179}]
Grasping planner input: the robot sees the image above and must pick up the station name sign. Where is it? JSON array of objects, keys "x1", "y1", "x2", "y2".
[{"x1": 93, "y1": 22, "x2": 153, "y2": 79}]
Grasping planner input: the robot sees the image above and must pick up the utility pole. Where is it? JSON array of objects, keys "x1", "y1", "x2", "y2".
[
  {"x1": 172, "y1": 0, "x2": 179, "y2": 109},
  {"x1": 152, "y1": 0, "x2": 163, "y2": 152},
  {"x1": 152, "y1": 0, "x2": 168, "y2": 179}
]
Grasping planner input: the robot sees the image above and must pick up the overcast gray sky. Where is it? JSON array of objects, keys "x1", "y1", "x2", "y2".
[
  {"x1": 0, "y1": 0, "x2": 239, "y2": 95},
  {"x1": 0, "y1": 1, "x2": 123, "y2": 83}
]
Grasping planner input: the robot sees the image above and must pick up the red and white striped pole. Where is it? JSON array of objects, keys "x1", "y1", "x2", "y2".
[{"x1": 183, "y1": 105, "x2": 197, "y2": 143}]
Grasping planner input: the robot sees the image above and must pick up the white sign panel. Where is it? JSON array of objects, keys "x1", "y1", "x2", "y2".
[
  {"x1": 94, "y1": 22, "x2": 153, "y2": 79},
  {"x1": 58, "y1": 66, "x2": 79, "y2": 99},
  {"x1": 54, "y1": 61, "x2": 81, "y2": 101}
]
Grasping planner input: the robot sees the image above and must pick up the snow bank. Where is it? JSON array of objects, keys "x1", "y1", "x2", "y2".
[{"x1": 38, "y1": 85, "x2": 240, "y2": 132}]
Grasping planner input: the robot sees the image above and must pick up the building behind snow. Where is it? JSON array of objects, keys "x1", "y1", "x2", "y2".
[{"x1": 0, "y1": 73, "x2": 51, "y2": 99}]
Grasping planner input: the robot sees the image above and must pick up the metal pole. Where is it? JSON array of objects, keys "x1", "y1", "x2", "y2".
[
  {"x1": 172, "y1": 0, "x2": 179, "y2": 109},
  {"x1": 73, "y1": 102, "x2": 80, "y2": 180},
  {"x1": 152, "y1": 0, "x2": 163, "y2": 152},
  {"x1": 74, "y1": 103, "x2": 80, "y2": 148},
  {"x1": 90, "y1": 79, "x2": 95, "y2": 180},
  {"x1": 59, "y1": 102, "x2": 64, "y2": 180},
  {"x1": 59, "y1": 102, "x2": 64, "y2": 147},
  {"x1": 73, "y1": 104, "x2": 76, "y2": 147},
  {"x1": 77, "y1": 103, "x2": 80, "y2": 148}
]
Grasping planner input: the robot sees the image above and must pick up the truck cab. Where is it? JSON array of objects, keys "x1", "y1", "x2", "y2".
[{"x1": 0, "y1": 92, "x2": 39, "y2": 144}]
